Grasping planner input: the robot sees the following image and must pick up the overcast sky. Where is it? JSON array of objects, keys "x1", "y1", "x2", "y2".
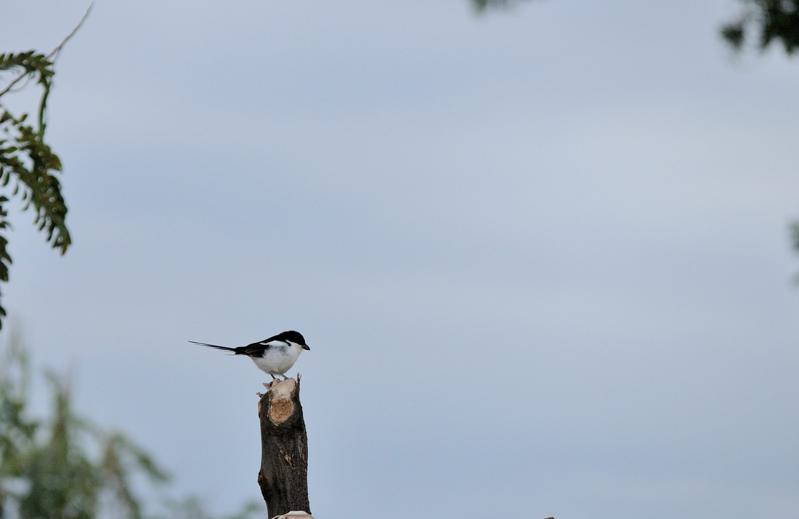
[{"x1": 3, "y1": 1, "x2": 799, "y2": 517}]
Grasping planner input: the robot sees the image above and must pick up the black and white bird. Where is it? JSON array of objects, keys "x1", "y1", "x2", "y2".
[{"x1": 189, "y1": 330, "x2": 310, "y2": 380}]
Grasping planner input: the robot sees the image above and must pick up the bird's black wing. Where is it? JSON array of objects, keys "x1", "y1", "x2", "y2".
[
  {"x1": 260, "y1": 331, "x2": 298, "y2": 344},
  {"x1": 237, "y1": 336, "x2": 289, "y2": 357}
]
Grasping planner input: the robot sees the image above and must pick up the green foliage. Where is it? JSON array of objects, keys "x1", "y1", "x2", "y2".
[
  {"x1": 0, "y1": 338, "x2": 166, "y2": 519},
  {"x1": 721, "y1": 1, "x2": 799, "y2": 53},
  {"x1": 0, "y1": 339, "x2": 259, "y2": 519},
  {"x1": 0, "y1": 50, "x2": 72, "y2": 327},
  {"x1": 0, "y1": 337, "x2": 36, "y2": 477}
]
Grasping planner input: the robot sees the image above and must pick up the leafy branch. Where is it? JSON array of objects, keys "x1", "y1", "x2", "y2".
[{"x1": 0, "y1": 4, "x2": 92, "y2": 327}]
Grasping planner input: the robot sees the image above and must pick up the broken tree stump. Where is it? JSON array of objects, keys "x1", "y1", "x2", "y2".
[{"x1": 257, "y1": 377, "x2": 311, "y2": 519}]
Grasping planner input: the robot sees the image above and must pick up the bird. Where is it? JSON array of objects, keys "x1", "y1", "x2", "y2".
[{"x1": 189, "y1": 330, "x2": 310, "y2": 380}]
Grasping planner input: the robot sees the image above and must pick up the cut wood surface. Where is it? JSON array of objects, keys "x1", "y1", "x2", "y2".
[{"x1": 257, "y1": 377, "x2": 311, "y2": 519}]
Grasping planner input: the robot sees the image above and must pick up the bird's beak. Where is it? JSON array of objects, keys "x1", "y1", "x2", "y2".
[{"x1": 302, "y1": 344, "x2": 311, "y2": 351}]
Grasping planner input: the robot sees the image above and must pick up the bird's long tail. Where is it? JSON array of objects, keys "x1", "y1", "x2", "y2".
[{"x1": 189, "y1": 340, "x2": 239, "y2": 353}]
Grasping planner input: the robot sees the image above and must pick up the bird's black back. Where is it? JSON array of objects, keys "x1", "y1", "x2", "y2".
[
  {"x1": 235, "y1": 330, "x2": 307, "y2": 357},
  {"x1": 263, "y1": 330, "x2": 306, "y2": 345}
]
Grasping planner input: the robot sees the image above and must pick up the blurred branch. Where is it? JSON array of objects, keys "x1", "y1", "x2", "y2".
[{"x1": 257, "y1": 378, "x2": 311, "y2": 519}]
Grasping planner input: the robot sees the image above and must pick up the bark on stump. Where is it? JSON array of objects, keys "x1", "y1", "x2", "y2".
[{"x1": 257, "y1": 377, "x2": 311, "y2": 519}]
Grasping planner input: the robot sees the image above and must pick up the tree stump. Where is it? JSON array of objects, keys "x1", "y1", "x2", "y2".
[{"x1": 257, "y1": 377, "x2": 311, "y2": 519}]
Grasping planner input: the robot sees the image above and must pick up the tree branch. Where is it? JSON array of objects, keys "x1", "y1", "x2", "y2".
[
  {"x1": 257, "y1": 377, "x2": 311, "y2": 519},
  {"x1": 0, "y1": 2, "x2": 93, "y2": 98}
]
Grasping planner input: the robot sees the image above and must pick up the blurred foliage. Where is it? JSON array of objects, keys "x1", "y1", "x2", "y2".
[
  {"x1": 472, "y1": 0, "x2": 799, "y2": 59},
  {"x1": 0, "y1": 338, "x2": 259, "y2": 519},
  {"x1": 722, "y1": 0, "x2": 799, "y2": 53},
  {"x1": 471, "y1": 0, "x2": 531, "y2": 13},
  {"x1": 791, "y1": 222, "x2": 799, "y2": 261},
  {"x1": 719, "y1": 1, "x2": 799, "y2": 259}
]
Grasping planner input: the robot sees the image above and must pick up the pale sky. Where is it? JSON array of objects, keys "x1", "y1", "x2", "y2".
[{"x1": 3, "y1": 1, "x2": 799, "y2": 517}]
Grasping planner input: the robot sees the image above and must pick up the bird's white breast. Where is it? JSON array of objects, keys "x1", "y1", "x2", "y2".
[{"x1": 251, "y1": 341, "x2": 303, "y2": 375}]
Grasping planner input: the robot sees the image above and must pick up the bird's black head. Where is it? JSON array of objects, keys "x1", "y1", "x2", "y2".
[{"x1": 279, "y1": 330, "x2": 310, "y2": 350}]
